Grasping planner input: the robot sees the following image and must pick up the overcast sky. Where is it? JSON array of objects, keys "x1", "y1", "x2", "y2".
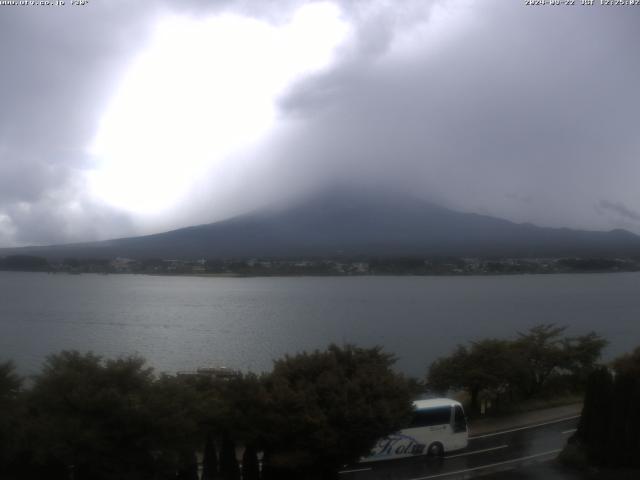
[{"x1": 1, "y1": 0, "x2": 639, "y2": 246}]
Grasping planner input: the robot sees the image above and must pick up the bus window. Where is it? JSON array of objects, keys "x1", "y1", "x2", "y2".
[
  {"x1": 409, "y1": 406, "x2": 451, "y2": 428},
  {"x1": 453, "y1": 405, "x2": 467, "y2": 433}
]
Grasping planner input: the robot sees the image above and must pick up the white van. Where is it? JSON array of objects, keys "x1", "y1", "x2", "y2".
[{"x1": 363, "y1": 398, "x2": 468, "y2": 462}]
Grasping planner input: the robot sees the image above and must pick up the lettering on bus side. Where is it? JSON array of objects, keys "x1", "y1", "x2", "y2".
[{"x1": 370, "y1": 434, "x2": 426, "y2": 457}]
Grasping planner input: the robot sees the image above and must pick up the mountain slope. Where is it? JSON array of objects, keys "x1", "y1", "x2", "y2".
[{"x1": 3, "y1": 190, "x2": 640, "y2": 259}]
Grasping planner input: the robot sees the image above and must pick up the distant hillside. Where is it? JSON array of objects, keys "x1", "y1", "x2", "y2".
[{"x1": 2, "y1": 189, "x2": 640, "y2": 260}]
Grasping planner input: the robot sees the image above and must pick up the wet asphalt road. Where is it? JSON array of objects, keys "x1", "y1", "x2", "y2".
[{"x1": 338, "y1": 416, "x2": 580, "y2": 480}]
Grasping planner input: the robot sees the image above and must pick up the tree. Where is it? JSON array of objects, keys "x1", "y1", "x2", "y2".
[
  {"x1": 427, "y1": 325, "x2": 607, "y2": 414},
  {"x1": 576, "y1": 367, "x2": 614, "y2": 465},
  {"x1": 147, "y1": 374, "x2": 201, "y2": 479},
  {"x1": 176, "y1": 451, "x2": 199, "y2": 480},
  {"x1": 219, "y1": 433, "x2": 240, "y2": 480},
  {"x1": 428, "y1": 339, "x2": 517, "y2": 415},
  {"x1": 188, "y1": 371, "x2": 267, "y2": 479},
  {"x1": 0, "y1": 361, "x2": 21, "y2": 399},
  {"x1": 514, "y1": 325, "x2": 607, "y2": 397},
  {"x1": 26, "y1": 351, "x2": 161, "y2": 480},
  {"x1": 241, "y1": 444, "x2": 260, "y2": 480},
  {"x1": 0, "y1": 255, "x2": 49, "y2": 272},
  {"x1": 561, "y1": 332, "x2": 608, "y2": 388},
  {"x1": 513, "y1": 324, "x2": 569, "y2": 398},
  {"x1": 609, "y1": 347, "x2": 640, "y2": 467},
  {"x1": 201, "y1": 432, "x2": 218, "y2": 480},
  {"x1": 575, "y1": 346, "x2": 640, "y2": 468},
  {"x1": 612, "y1": 346, "x2": 640, "y2": 378},
  {"x1": 0, "y1": 361, "x2": 23, "y2": 478},
  {"x1": 260, "y1": 344, "x2": 413, "y2": 479}
]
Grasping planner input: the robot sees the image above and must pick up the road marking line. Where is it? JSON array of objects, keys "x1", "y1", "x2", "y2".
[
  {"x1": 339, "y1": 467, "x2": 372, "y2": 474},
  {"x1": 408, "y1": 448, "x2": 562, "y2": 480},
  {"x1": 340, "y1": 445, "x2": 511, "y2": 474},
  {"x1": 469, "y1": 415, "x2": 580, "y2": 439},
  {"x1": 445, "y1": 444, "x2": 508, "y2": 459},
  {"x1": 562, "y1": 428, "x2": 577, "y2": 435}
]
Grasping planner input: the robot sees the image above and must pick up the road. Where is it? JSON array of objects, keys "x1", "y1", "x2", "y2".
[{"x1": 338, "y1": 416, "x2": 579, "y2": 480}]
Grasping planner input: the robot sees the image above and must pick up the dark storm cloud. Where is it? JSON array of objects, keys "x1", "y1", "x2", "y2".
[
  {"x1": 1, "y1": 0, "x2": 640, "y2": 246},
  {"x1": 265, "y1": 0, "x2": 640, "y2": 233}
]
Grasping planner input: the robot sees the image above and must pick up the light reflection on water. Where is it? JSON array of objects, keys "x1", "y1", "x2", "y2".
[{"x1": 1, "y1": 271, "x2": 639, "y2": 376}]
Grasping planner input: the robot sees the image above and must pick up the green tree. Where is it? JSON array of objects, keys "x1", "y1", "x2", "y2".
[
  {"x1": 26, "y1": 351, "x2": 161, "y2": 480},
  {"x1": 612, "y1": 346, "x2": 640, "y2": 378},
  {"x1": 261, "y1": 344, "x2": 412, "y2": 479},
  {"x1": 0, "y1": 361, "x2": 23, "y2": 479},
  {"x1": 428, "y1": 339, "x2": 516, "y2": 415},
  {"x1": 513, "y1": 324, "x2": 569, "y2": 397},
  {"x1": 561, "y1": 332, "x2": 608, "y2": 389},
  {"x1": 514, "y1": 325, "x2": 607, "y2": 397},
  {"x1": 427, "y1": 325, "x2": 607, "y2": 414},
  {"x1": 147, "y1": 374, "x2": 201, "y2": 479},
  {"x1": 0, "y1": 255, "x2": 49, "y2": 272},
  {"x1": 187, "y1": 371, "x2": 267, "y2": 479}
]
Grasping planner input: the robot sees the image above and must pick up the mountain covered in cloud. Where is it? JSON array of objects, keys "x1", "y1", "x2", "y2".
[{"x1": 3, "y1": 189, "x2": 640, "y2": 260}]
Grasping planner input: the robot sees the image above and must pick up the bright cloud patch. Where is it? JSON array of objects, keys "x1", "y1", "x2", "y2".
[{"x1": 89, "y1": 2, "x2": 349, "y2": 215}]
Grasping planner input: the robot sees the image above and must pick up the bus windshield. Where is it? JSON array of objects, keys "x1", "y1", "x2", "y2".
[{"x1": 408, "y1": 406, "x2": 452, "y2": 428}]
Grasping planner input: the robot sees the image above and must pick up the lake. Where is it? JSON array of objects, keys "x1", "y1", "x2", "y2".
[{"x1": 1, "y1": 271, "x2": 639, "y2": 377}]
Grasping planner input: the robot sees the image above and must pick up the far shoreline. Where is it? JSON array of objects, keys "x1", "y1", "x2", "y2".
[{"x1": 2, "y1": 269, "x2": 640, "y2": 279}]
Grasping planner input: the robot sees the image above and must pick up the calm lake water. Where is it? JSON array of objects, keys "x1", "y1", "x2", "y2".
[{"x1": 1, "y1": 271, "x2": 639, "y2": 377}]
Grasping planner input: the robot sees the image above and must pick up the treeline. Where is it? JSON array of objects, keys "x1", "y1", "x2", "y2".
[
  {"x1": 0, "y1": 345, "x2": 412, "y2": 480},
  {"x1": 568, "y1": 347, "x2": 640, "y2": 469},
  {"x1": 2, "y1": 255, "x2": 640, "y2": 275},
  {"x1": 0, "y1": 255, "x2": 49, "y2": 272},
  {"x1": 426, "y1": 324, "x2": 607, "y2": 415},
  {"x1": 1, "y1": 327, "x2": 631, "y2": 477}
]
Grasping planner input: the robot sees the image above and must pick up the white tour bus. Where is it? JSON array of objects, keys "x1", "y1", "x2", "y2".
[{"x1": 363, "y1": 398, "x2": 468, "y2": 462}]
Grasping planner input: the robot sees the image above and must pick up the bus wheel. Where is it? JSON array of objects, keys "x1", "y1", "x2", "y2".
[{"x1": 427, "y1": 442, "x2": 444, "y2": 458}]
